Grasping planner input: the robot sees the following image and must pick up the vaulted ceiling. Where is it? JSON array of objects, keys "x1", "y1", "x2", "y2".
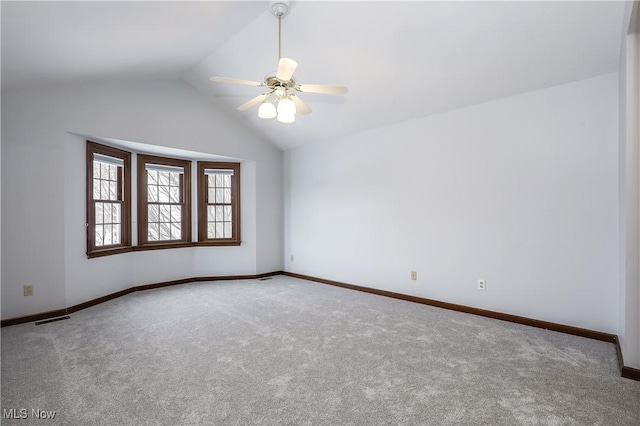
[{"x1": 1, "y1": 1, "x2": 627, "y2": 150}]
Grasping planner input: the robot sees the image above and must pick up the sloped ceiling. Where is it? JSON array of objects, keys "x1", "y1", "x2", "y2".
[{"x1": 1, "y1": 1, "x2": 627, "y2": 150}]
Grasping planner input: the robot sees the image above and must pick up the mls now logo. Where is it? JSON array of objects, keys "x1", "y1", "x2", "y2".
[{"x1": 3, "y1": 408, "x2": 57, "y2": 419}]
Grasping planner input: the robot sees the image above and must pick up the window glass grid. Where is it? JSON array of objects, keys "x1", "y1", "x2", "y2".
[
  {"x1": 93, "y1": 160, "x2": 120, "y2": 201},
  {"x1": 146, "y1": 169, "x2": 183, "y2": 242},
  {"x1": 94, "y1": 202, "x2": 122, "y2": 246},
  {"x1": 92, "y1": 158, "x2": 123, "y2": 247},
  {"x1": 207, "y1": 173, "x2": 233, "y2": 239}
]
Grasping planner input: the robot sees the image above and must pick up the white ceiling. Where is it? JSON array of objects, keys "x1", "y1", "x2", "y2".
[{"x1": 1, "y1": 1, "x2": 627, "y2": 151}]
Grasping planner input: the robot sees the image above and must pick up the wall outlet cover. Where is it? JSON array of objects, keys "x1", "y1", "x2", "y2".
[{"x1": 478, "y1": 280, "x2": 486, "y2": 291}]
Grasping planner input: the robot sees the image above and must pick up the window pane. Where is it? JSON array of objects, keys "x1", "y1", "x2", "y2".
[
  {"x1": 148, "y1": 170, "x2": 158, "y2": 185},
  {"x1": 171, "y1": 223, "x2": 181, "y2": 240},
  {"x1": 159, "y1": 222, "x2": 171, "y2": 240},
  {"x1": 158, "y1": 185, "x2": 170, "y2": 203},
  {"x1": 208, "y1": 175, "x2": 216, "y2": 187},
  {"x1": 113, "y1": 203, "x2": 121, "y2": 224},
  {"x1": 170, "y1": 205, "x2": 181, "y2": 223},
  {"x1": 112, "y1": 224, "x2": 121, "y2": 244},
  {"x1": 109, "y1": 164, "x2": 117, "y2": 181},
  {"x1": 148, "y1": 205, "x2": 159, "y2": 222},
  {"x1": 215, "y1": 188, "x2": 224, "y2": 203},
  {"x1": 169, "y1": 187, "x2": 180, "y2": 203},
  {"x1": 148, "y1": 185, "x2": 158, "y2": 202},
  {"x1": 159, "y1": 204, "x2": 170, "y2": 222},
  {"x1": 95, "y1": 225, "x2": 104, "y2": 246},
  {"x1": 215, "y1": 206, "x2": 224, "y2": 221},
  {"x1": 95, "y1": 203, "x2": 104, "y2": 224},
  {"x1": 224, "y1": 205, "x2": 232, "y2": 221},
  {"x1": 110, "y1": 203, "x2": 116, "y2": 223},
  {"x1": 101, "y1": 163, "x2": 109, "y2": 180},
  {"x1": 224, "y1": 222, "x2": 232, "y2": 238},
  {"x1": 93, "y1": 180, "x2": 101, "y2": 199},
  {"x1": 207, "y1": 206, "x2": 215, "y2": 221},
  {"x1": 223, "y1": 175, "x2": 231, "y2": 187},
  {"x1": 215, "y1": 222, "x2": 224, "y2": 238},
  {"x1": 208, "y1": 188, "x2": 215, "y2": 203},
  {"x1": 169, "y1": 172, "x2": 180, "y2": 186},
  {"x1": 223, "y1": 188, "x2": 231, "y2": 203},
  {"x1": 103, "y1": 203, "x2": 112, "y2": 224},
  {"x1": 103, "y1": 224, "x2": 113, "y2": 245},
  {"x1": 215, "y1": 174, "x2": 224, "y2": 187},
  {"x1": 109, "y1": 182, "x2": 117, "y2": 201},
  {"x1": 148, "y1": 223, "x2": 159, "y2": 241},
  {"x1": 101, "y1": 181, "x2": 109, "y2": 200},
  {"x1": 93, "y1": 161, "x2": 101, "y2": 178},
  {"x1": 158, "y1": 171, "x2": 170, "y2": 186},
  {"x1": 207, "y1": 222, "x2": 215, "y2": 239}
]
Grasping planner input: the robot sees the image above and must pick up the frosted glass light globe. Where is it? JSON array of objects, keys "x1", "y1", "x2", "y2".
[
  {"x1": 258, "y1": 101, "x2": 276, "y2": 119},
  {"x1": 277, "y1": 98, "x2": 296, "y2": 116}
]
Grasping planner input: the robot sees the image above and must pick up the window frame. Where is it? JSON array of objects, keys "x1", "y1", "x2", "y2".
[
  {"x1": 197, "y1": 161, "x2": 241, "y2": 246},
  {"x1": 137, "y1": 154, "x2": 192, "y2": 248},
  {"x1": 86, "y1": 141, "x2": 132, "y2": 258}
]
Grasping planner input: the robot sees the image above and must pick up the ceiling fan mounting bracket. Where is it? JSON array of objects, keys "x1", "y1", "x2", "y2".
[{"x1": 270, "y1": 2, "x2": 290, "y2": 18}]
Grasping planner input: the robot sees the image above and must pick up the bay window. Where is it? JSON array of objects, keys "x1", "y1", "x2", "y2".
[{"x1": 86, "y1": 142, "x2": 240, "y2": 257}]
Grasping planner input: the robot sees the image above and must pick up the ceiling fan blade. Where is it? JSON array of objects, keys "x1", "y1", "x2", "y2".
[
  {"x1": 276, "y1": 58, "x2": 298, "y2": 82},
  {"x1": 237, "y1": 93, "x2": 268, "y2": 111},
  {"x1": 297, "y1": 84, "x2": 348, "y2": 95},
  {"x1": 290, "y1": 95, "x2": 312, "y2": 115},
  {"x1": 210, "y1": 76, "x2": 263, "y2": 87}
]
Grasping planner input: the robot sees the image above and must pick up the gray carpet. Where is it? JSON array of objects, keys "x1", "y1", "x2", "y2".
[{"x1": 1, "y1": 275, "x2": 639, "y2": 425}]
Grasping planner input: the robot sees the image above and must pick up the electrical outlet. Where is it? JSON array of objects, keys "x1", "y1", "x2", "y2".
[
  {"x1": 478, "y1": 279, "x2": 486, "y2": 291},
  {"x1": 290, "y1": 255, "x2": 294, "y2": 262},
  {"x1": 411, "y1": 271, "x2": 417, "y2": 280},
  {"x1": 24, "y1": 285, "x2": 34, "y2": 296}
]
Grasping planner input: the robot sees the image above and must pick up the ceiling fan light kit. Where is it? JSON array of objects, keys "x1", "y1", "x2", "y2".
[{"x1": 209, "y1": 1, "x2": 348, "y2": 124}]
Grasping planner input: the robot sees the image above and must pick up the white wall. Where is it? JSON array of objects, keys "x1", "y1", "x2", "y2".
[
  {"x1": 618, "y1": 0, "x2": 640, "y2": 369},
  {"x1": 285, "y1": 73, "x2": 619, "y2": 334},
  {"x1": 1, "y1": 79, "x2": 283, "y2": 320}
]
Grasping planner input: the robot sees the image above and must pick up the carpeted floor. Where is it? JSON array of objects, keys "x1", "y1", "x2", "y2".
[{"x1": 1, "y1": 275, "x2": 639, "y2": 425}]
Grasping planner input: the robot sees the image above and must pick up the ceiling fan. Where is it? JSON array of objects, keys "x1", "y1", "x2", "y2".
[{"x1": 209, "y1": 2, "x2": 348, "y2": 124}]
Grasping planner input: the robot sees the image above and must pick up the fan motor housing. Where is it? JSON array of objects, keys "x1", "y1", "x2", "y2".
[{"x1": 266, "y1": 76, "x2": 296, "y2": 89}]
